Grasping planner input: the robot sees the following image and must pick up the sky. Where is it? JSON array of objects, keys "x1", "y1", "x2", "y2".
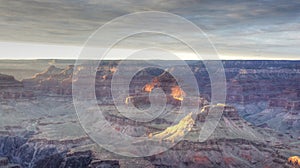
[{"x1": 0, "y1": 0, "x2": 299, "y2": 60}]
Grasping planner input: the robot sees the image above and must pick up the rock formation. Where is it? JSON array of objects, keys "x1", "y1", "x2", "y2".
[
  {"x1": 22, "y1": 65, "x2": 73, "y2": 96},
  {"x1": 0, "y1": 73, "x2": 34, "y2": 100},
  {"x1": 0, "y1": 60, "x2": 299, "y2": 167},
  {"x1": 0, "y1": 133, "x2": 120, "y2": 168},
  {"x1": 288, "y1": 156, "x2": 300, "y2": 167}
]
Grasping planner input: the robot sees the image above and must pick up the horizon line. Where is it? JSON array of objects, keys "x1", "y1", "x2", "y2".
[{"x1": 0, "y1": 59, "x2": 299, "y2": 61}]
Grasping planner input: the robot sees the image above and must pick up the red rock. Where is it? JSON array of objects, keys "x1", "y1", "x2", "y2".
[
  {"x1": 192, "y1": 155, "x2": 211, "y2": 165},
  {"x1": 223, "y1": 157, "x2": 235, "y2": 165}
]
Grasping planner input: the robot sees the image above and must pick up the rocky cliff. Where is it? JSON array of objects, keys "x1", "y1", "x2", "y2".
[
  {"x1": 0, "y1": 133, "x2": 120, "y2": 168},
  {"x1": 0, "y1": 60, "x2": 299, "y2": 167},
  {"x1": 0, "y1": 74, "x2": 33, "y2": 100},
  {"x1": 22, "y1": 65, "x2": 73, "y2": 96}
]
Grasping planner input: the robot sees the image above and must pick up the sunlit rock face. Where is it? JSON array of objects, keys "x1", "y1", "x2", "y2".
[
  {"x1": 125, "y1": 69, "x2": 181, "y2": 107},
  {"x1": 170, "y1": 85, "x2": 186, "y2": 101},
  {"x1": 128, "y1": 68, "x2": 209, "y2": 109},
  {"x1": 150, "y1": 112, "x2": 195, "y2": 142},
  {"x1": 288, "y1": 156, "x2": 300, "y2": 167},
  {"x1": 143, "y1": 82, "x2": 156, "y2": 93}
]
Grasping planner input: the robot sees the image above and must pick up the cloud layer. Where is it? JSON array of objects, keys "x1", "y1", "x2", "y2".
[{"x1": 0, "y1": 0, "x2": 299, "y2": 59}]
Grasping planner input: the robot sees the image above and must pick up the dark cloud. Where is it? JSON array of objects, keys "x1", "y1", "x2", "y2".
[{"x1": 0, "y1": 0, "x2": 299, "y2": 58}]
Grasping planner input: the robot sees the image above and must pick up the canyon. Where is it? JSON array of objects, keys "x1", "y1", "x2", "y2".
[{"x1": 0, "y1": 60, "x2": 299, "y2": 167}]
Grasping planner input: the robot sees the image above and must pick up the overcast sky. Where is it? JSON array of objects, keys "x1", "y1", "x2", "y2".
[{"x1": 0, "y1": 0, "x2": 299, "y2": 60}]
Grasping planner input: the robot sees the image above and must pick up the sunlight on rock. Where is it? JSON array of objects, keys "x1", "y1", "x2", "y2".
[
  {"x1": 288, "y1": 156, "x2": 300, "y2": 167},
  {"x1": 151, "y1": 112, "x2": 194, "y2": 142}
]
